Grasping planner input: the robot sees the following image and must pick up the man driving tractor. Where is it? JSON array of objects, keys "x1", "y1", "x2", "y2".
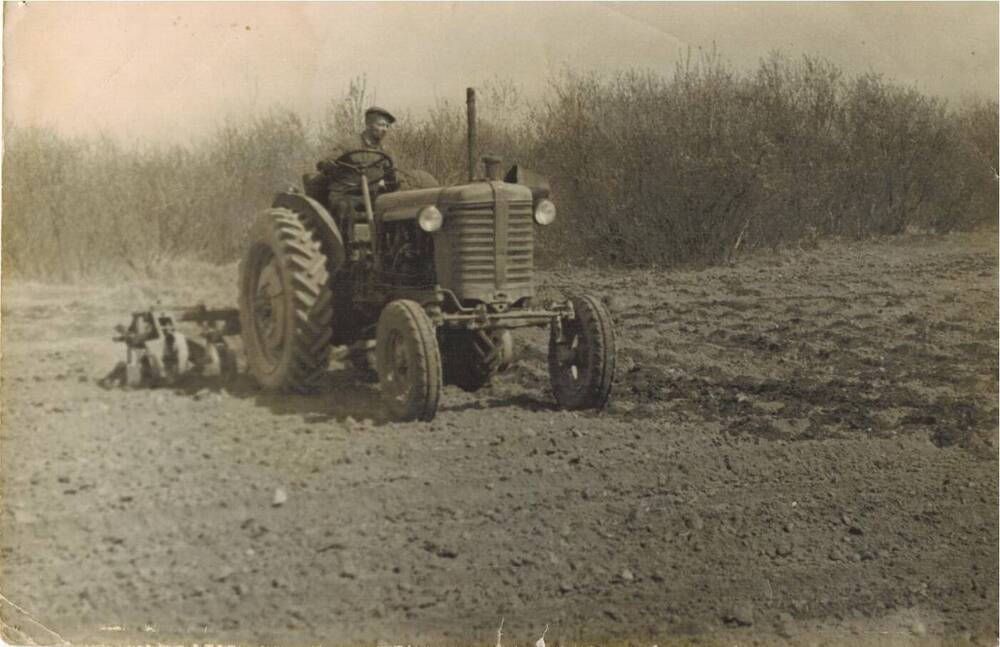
[
  {"x1": 306, "y1": 105, "x2": 436, "y2": 222},
  {"x1": 306, "y1": 106, "x2": 399, "y2": 219},
  {"x1": 322, "y1": 106, "x2": 397, "y2": 190}
]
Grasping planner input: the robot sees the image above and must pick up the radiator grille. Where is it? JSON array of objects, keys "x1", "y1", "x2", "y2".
[{"x1": 448, "y1": 199, "x2": 533, "y2": 298}]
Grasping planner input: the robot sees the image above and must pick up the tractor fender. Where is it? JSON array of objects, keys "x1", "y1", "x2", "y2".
[{"x1": 272, "y1": 192, "x2": 346, "y2": 270}]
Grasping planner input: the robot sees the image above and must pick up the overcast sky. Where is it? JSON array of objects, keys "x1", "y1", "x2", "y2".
[{"x1": 3, "y1": 2, "x2": 997, "y2": 145}]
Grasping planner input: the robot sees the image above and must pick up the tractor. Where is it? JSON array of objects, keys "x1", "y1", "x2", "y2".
[{"x1": 238, "y1": 89, "x2": 615, "y2": 421}]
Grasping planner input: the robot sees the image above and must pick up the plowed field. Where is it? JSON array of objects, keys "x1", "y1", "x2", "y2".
[{"x1": 1, "y1": 232, "x2": 997, "y2": 646}]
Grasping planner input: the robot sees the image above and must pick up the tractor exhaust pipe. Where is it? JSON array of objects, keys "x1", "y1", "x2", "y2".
[{"x1": 466, "y1": 87, "x2": 477, "y2": 182}]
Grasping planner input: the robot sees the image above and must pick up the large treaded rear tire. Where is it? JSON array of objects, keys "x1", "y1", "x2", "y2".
[
  {"x1": 548, "y1": 295, "x2": 616, "y2": 410},
  {"x1": 376, "y1": 300, "x2": 442, "y2": 421},
  {"x1": 239, "y1": 208, "x2": 333, "y2": 392}
]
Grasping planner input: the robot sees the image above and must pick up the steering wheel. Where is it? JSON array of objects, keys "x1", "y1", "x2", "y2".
[{"x1": 329, "y1": 149, "x2": 395, "y2": 188}]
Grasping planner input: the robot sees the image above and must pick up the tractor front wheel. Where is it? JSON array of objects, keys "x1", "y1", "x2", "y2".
[
  {"x1": 548, "y1": 295, "x2": 616, "y2": 410},
  {"x1": 376, "y1": 300, "x2": 442, "y2": 421},
  {"x1": 239, "y1": 208, "x2": 333, "y2": 392}
]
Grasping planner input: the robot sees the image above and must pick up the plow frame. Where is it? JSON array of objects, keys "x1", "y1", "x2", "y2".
[{"x1": 110, "y1": 305, "x2": 241, "y2": 388}]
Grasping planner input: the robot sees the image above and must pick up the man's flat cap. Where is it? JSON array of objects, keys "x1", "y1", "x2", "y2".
[{"x1": 365, "y1": 106, "x2": 396, "y2": 124}]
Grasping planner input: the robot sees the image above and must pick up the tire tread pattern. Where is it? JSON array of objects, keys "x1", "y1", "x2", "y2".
[
  {"x1": 239, "y1": 207, "x2": 333, "y2": 393},
  {"x1": 549, "y1": 295, "x2": 616, "y2": 410}
]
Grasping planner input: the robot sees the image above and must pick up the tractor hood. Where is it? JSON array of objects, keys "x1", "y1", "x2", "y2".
[
  {"x1": 376, "y1": 182, "x2": 533, "y2": 222},
  {"x1": 376, "y1": 187, "x2": 444, "y2": 221}
]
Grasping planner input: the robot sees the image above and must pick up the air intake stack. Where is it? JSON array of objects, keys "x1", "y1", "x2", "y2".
[{"x1": 466, "y1": 87, "x2": 477, "y2": 182}]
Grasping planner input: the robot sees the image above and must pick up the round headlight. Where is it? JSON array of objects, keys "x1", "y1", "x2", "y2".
[
  {"x1": 417, "y1": 205, "x2": 443, "y2": 232},
  {"x1": 534, "y1": 199, "x2": 556, "y2": 225}
]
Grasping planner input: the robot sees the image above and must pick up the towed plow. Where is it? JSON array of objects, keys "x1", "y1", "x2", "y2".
[{"x1": 104, "y1": 305, "x2": 241, "y2": 388}]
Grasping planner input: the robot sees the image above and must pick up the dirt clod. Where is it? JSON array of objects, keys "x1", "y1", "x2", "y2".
[
  {"x1": 776, "y1": 612, "x2": 795, "y2": 638},
  {"x1": 685, "y1": 513, "x2": 705, "y2": 531},
  {"x1": 723, "y1": 602, "x2": 755, "y2": 626}
]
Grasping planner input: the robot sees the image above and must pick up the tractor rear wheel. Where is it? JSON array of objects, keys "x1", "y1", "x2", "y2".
[
  {"x1": 548, "y1": 295, "x2": 616, "y2": 410},
  {"x1": 376, "y1": 300, "x2": 442, "y2": 421},
  {"x1": 239, "y1": 208, "x2": 333, "y2": 392},
  {"x1": 442, "y1": 329, "x2": 513, "y2": 392}
]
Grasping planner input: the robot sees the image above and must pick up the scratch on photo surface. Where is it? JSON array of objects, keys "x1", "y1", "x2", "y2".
[
  {"x1": 0, "y1": 593, "x2": 71, "y2": 645},
  {"x1": 1, "y1": 617, "x2": 36, "y2": 645}
]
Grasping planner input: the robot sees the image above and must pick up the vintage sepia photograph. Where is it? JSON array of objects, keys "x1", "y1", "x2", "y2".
[{"x1": 1, "y1": 2, "x2": 998, "y2": 646}]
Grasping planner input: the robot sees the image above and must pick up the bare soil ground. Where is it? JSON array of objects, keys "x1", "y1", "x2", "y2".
[{"x1": 1, "y1": 232, "x2": 997, "y2": 647}]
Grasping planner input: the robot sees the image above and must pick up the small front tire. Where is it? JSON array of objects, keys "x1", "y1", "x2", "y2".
[
  {"x1": 376, "y1": 300, "x2": 442, "y2": 421},
  {"x1": 548, "y1": 295, "x2": 616, "y2": 410}
]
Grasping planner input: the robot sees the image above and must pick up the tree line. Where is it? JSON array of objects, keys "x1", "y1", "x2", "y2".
[{"x1": 3, "y1": 52, "x2": 996, "y2": 280}]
